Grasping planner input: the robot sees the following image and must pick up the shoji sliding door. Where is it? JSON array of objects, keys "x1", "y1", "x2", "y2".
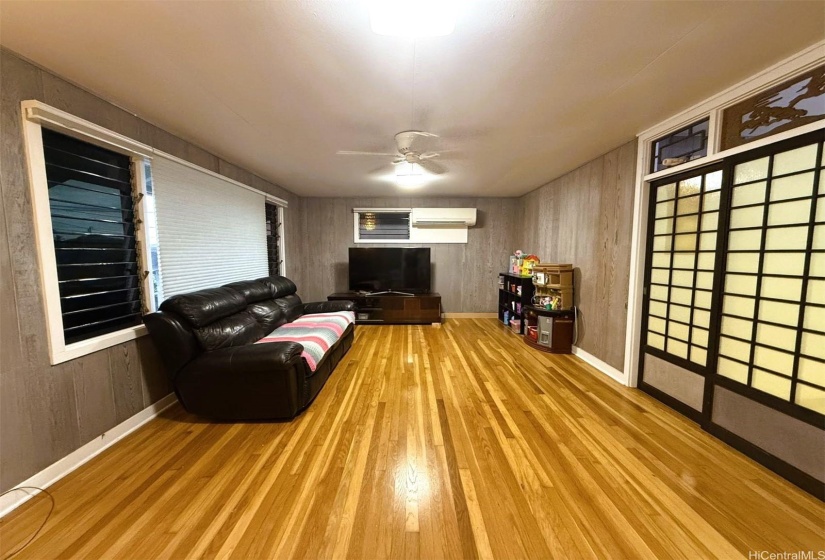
[
  {"x1": 717, "y1": 139, "x2": 824, "y2": 416},
  {"x1": 640, "y1": 165, "x2": 723, "y2": 417},
  {"x1": 640, "y1": 130, "x2": 824, "y2": 497}
]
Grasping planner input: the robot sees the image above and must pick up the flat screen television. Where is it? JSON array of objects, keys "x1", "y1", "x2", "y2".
[{"x1": 348, "y1": 247, "x2": 431, "y2": 294}]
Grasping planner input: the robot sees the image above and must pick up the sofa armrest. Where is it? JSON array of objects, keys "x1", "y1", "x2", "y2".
[
  {"x1": 175, "y1": 342, "x2": 305, "y2": 420},
  {"x1": 303, "y1": 300, "x2": 355, "y2": 314}
]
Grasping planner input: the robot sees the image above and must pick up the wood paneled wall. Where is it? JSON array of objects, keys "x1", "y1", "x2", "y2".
[
  {"x1": 520, "y1": 140, "x2": 637, "y2": 371},
  {"x1": 295, "y1": 197, "x2": 521, "y2": 312},
  {"x1": 0, "y1": 49, "x2": 301, "y2": 491},
  {"x1": 0, "y1": 46, "x2": 638, "y2": 493}
]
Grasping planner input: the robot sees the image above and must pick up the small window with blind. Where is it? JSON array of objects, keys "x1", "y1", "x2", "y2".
[
  {"x1": 354, "y1": 211, "x2": 411, "y2": 243},
  {"x1": 265, "y1": 201, "x2": 283, "y2": 275},
  {"x1": 42, "y1": 129, "x2": 143, "y2": 345}
]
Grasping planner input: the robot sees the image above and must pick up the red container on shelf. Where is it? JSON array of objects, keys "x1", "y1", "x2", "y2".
[{"x1": 526, "y1": 325, "x2": 538, "y2": 342}]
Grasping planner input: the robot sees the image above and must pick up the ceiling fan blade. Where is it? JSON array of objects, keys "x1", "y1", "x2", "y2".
[
  {"x1": 418, "y1": 152, "x2": 440, "y2": 160},
  {"x1": 410, "y1": 131, "x2": 439, "y2": 138},
  {"x1": 391, "y1": 159, "x2": 406, "y2": 165},
  {"x1": 367, "y1": 164, "x2": 392, "y2": 175},
  {"x1": 336, "y1": 150, "x2": 396, "y2": 156},
  {"x1": 419, "y1": 160, "x2": 446, "y2": 175}
]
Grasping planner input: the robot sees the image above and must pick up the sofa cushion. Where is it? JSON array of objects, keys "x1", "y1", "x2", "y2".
[
  {"x1": 224, "y1": 279, "x2": 272, "y2": 303},
  {"x1": 248, "y1": 300, "x2": 287, "y2": 333},
  {"x1": 257, "y1": 276, "x2": 298, "y2": 299},
  {"x1": 291, "y1": 311, "x2": 355, "y2": 333},
  {"x1": 195, "y1": 311, "x2": 262, "y2": 351},
  {"x1": 276, "y1": 293, "x2": 304, "y2": 323},
  {"x1": 160, "y1": 287, "x2": 246, "y2": 328},
  {"x1": 256, "y1": 311, "x2": 355, "y2": 371}
]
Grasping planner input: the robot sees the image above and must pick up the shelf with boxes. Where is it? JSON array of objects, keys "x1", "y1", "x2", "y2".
[
  {"x1": 498, "y1": 272, "x2": 534, "y2": 334},
  {"x1": 531, "y1": 263, "x2": 574, "y2": 310}
]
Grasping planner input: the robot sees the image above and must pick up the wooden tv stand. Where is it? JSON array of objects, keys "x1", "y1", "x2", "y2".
[{"x1": 327, "y1": 292, "x2": 441, "y2": 325}]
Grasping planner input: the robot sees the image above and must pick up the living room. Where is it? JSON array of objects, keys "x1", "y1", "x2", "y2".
[{"x1": 1, "y1": 1, "x2": 824, "y2": 558}]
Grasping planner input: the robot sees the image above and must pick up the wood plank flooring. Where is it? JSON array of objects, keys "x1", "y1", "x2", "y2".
[{"x1": 2, "y1": 319, "x2": 823, "y2": 559}]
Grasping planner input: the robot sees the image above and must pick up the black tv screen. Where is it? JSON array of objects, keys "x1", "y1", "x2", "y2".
[{"x1": 348, "y1": 247, "x2": 431, "y2": 294}]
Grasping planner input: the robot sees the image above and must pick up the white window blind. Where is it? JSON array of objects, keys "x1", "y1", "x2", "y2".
[{"x1": 151, "y1": 155, "x2": 268, "y2": 299}]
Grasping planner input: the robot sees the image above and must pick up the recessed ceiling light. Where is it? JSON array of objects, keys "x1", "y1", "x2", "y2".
[{"x1": 370, "y1": 0, "x2": 458, "y2": 37}]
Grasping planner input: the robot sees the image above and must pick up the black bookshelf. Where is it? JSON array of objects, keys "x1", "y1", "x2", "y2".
[{"x1": 497, "y1": 272, "x2": 535, "y2": 334}]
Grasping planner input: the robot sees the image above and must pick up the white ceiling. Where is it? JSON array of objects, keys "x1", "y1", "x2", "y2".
[{"x1": 1, "y1": 1, "x2": 823, "y2": 197}]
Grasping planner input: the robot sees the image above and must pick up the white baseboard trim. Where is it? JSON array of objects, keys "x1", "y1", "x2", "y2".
[
  {"x1": 442, "y1": 313, "x2": 498, "y2": 318},
  {"x1": 572, "y1": 346, "x2": 628, "y2": 386},
  {"x1": 0, "y1": 393, "x2": 178, "y2": 518}
]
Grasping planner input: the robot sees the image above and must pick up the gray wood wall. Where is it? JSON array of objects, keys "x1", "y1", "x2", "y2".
[
  {"x1": 1, "y1": 46, "x2": 638, "y2": 492},
  {"x1": 520, "y1": 140, "x2": 637, "y2": 371},
  {"x1": 0, "y1": 49, "x2": 301, "y2": 491},
  {"x1": 294, "y1": 197, "x2": 521, "y2": 312}
]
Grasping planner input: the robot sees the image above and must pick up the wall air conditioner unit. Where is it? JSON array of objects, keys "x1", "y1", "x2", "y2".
[{"x1": 410, "y1": 208, "x2": 477, "y2": 227}]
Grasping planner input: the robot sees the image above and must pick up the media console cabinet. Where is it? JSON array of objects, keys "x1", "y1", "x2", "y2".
[{"x1": 327, "y1": 292, "x2": 442, "y2": 325}]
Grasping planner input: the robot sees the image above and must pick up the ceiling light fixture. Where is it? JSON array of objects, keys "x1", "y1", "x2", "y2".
[
  {"x1": 395, "y1": 162, "x2": 426, "y2": 188},
  {"x1": 369, "y1": 0, "x2": 458, "y2": 37}
]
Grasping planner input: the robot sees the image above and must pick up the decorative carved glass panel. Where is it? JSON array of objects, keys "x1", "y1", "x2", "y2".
[{"x1": 721, "y1": 65, "x2": 825, "y2": 150}]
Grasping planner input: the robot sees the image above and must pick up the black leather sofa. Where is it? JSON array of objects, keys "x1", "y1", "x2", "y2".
[{"x1": 143, "y1": 276, "x2": 354, "y2": 421}]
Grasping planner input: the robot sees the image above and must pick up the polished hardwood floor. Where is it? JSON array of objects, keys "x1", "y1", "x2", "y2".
[{"x1": 2, "y1": 319, "x2": 823, "y2": 559}]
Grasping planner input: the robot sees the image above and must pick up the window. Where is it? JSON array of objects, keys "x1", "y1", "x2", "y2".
[
  {"x1": 650, "y1": 118, "x2": 709, "y2": 173},
  {"x1": 142, "y1": 161, "x2": 163, "y2": 311},
  {"x1": 23, "y1": 100, "x2": 289, "y2": 364},
  {"x1": 265, "y1": 201, "x2": 284, "y2": 276},
  {"x1": 354, "y1": 210, "x2": 411, "y2": 242},
  {"x1": 150, "y1": 154, "x2": 270, "y2": 298},
  {"x1": 22, "y1": 100, "x2": 156, "y2": 364},
  {"x1": 721, "y1": 64, "x2": 825, "y2": 151},
  {"x1": 43, "y1": 129, "x2": 144, "y2": 345}
]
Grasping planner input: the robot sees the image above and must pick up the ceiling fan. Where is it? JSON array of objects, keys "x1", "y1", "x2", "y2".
[{"x1": 337, "y1": 130, "x2": 444, "y2": 174}]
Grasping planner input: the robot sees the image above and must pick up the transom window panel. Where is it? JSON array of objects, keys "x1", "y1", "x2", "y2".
[
  {"x1": 650, "y1": 118, "x2": 709, "y2": 173},
  {"x1": 721, "y1": 64, "x2": 825, "y2": 150},
  {"x1": 645, "y1": 168, "x2": 722, "y2": 366},
  {"x1": 717, "y1": 138, "x2": 825, "y2": 415},
  {"x1": 43, "y1": 129, "x2": 142, "y2": 345}
]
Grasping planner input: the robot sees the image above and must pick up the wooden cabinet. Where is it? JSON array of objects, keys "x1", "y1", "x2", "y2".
[
  {"x1": 532, "y1": 263, "x2": 574, "y2": 310},
  {"x1": 498, "y1": 273, "x2": 534, "y2": 334},
  {"x1": 327, "y1": 293, "x2": 441, "y2": 324},
  {"x1": 523, "y1": 306, "x2": 574, "y2": 354}
]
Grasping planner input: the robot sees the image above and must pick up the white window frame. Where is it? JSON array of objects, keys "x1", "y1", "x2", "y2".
[
  {"x1": 624, "y1": 40, "x2": 825, "y2": 387},
  {"x1": 21, "y1": 100, "x2": 155, "y2": 365},
  {"x1": 353, "y1": 208, "x2": 413, "y2": 243},
  {"x1": 21, "y1": 101, "x2": 291, "y2": 365}
]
